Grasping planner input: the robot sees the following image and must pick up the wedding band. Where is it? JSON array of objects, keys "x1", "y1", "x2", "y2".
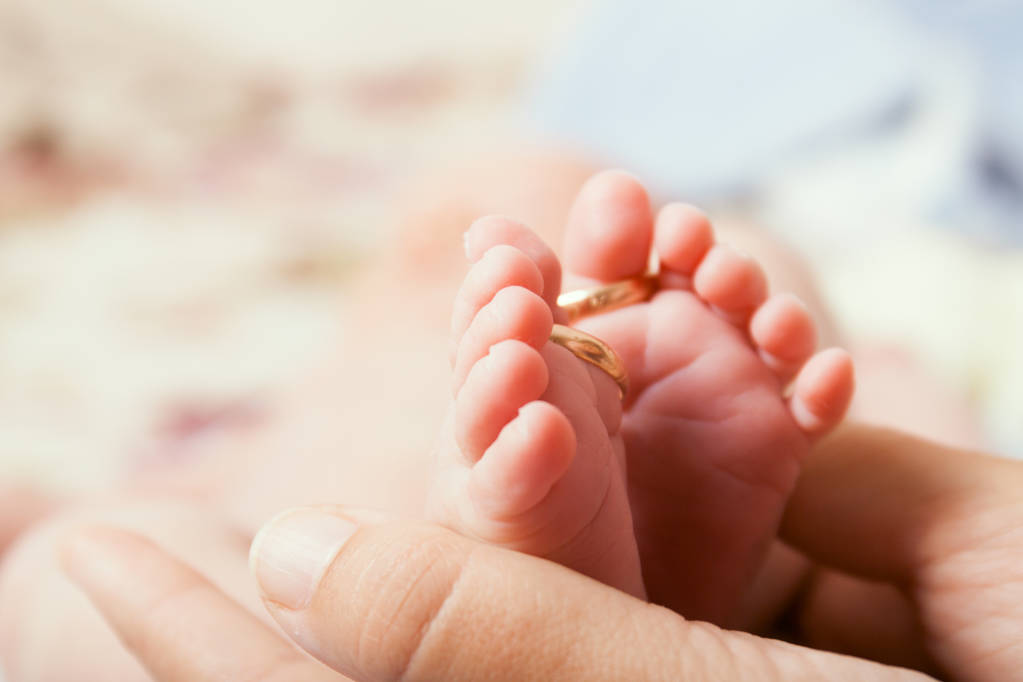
[
  {"x1": 549, "y1": 324, "x2": 629, "y2": 396},
  {"x1": 556, "y1": 273, "x2": 659, "y2": 323}
]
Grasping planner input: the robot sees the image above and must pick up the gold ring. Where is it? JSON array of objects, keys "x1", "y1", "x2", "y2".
[
  {"x1": 556, "y1": 273, "x2": 659, "y2": 323},
  {"x1": 549, "y1": 324, "x2": 628, "y2": 396}
]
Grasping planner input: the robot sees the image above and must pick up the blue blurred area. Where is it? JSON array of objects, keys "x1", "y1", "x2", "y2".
[{"x1": 530, "y1": 0, "x2": 1023, "y2": 244}]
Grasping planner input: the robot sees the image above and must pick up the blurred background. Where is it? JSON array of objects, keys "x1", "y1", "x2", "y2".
[{"x1": 1, "y1": 0, "x2": 1021, "y2": 496}]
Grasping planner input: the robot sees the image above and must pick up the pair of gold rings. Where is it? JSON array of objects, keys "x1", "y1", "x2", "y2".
[{"x1": 548, "y1": 273, "x2": 658, "y2": 396}]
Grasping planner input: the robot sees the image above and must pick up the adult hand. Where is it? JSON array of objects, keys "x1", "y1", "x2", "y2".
[
  {"x1": 780, "y1": 425, "x2": 1023, "y2": 682},
  {"x1": 62, "y1": 507, "x2": 925, "y2": 681},
  {"x1": 62, "y1": 423, "x2": 1023, "y2": 682}
]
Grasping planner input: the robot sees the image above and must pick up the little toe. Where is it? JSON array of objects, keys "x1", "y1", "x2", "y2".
[
  {"x1": 453, "y1": 286, "x2": 553, "y2": 392},
  {"x1": 654, "y1": 203, "x2": 714, "y2": 289},
  {"x1": 692, "y1": 244, "x2": 769, "y2": 323},
  {"x1": 789, "y1": 348, "x2": 855, "y2": 438},
  {"x1": 750, "y1": 293, "x2": 818, "y2": 378},
  {"x1": 464, "y1": 216, "x2": 563, "y2": 313},
  {"x1": 454, "y1": 340, "x2": 549, "y2": 463},
  {"x1": 468, "y1": 400, "x2": 576, "y2": 519},
  {"x1": 562, "y1": 170, "x2": 654, "y2": 287},
  {"x1": 450, "y1": 245, "x2": 545, "y2": 365}
]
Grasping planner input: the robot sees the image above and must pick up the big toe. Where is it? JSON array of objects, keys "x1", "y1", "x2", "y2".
[
  {"x1": 562, "y1": 170, "x2": 654, "y2": 287},
  {"x1": 465, "y1": 216, "x2": 563, "y2": 313}
]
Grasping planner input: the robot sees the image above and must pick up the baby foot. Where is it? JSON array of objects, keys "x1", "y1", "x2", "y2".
[
  {"x1": 428, "y1": 231, "x2": 645, "y2": 597},
  {"x1": 561, "y1": 171, "x2": 854, "y2": 623},
  {"x1": 458, "y1": 172, "x2": 854, "y2": 624}
]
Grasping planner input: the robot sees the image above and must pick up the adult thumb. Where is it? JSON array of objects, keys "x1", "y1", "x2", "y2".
[{"x1": 250, "y1": 506, "x2": 930, "y2": 682}]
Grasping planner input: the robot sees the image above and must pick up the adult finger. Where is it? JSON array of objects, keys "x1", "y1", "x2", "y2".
[
  {"x1": 61, "y1": 526, "x2": 342, "y2": 682},
  {"x1": 249, "y1": 506, "x2": 931, "y2": 682},
  {"x1": 781, "y1": 423, "x2": 1023, "y2": 583},
  {"x1": 797, "y1": 567, "x2": 936, "y2": 675},
  {"x1": 781, "y1": 423, "x2": 1023, "y2": 681}
]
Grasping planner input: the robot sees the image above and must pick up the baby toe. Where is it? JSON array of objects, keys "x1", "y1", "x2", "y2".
[
  {"x1": 654, "y1": 202, "x2": 714, "y2": 288},
  {"x1": 450, "y1": 245, "x2": 545, "y2": 365},
  {"x1": 468, "y1": 400, "x2": 576, "y2": 519},
  {"x1": 750, "y1": 293, "x2": 818, "y2": 378},
  {"x1": 452, "y1": 286, "x2": 553, "y2": 393},
  {"x1": 789, "y1": 348, "x2": 855, "y2": 438},
  {"x1": 562, "y1": 170, "x2": 654, "y2": 287},
  {"x1": 465, "y1": 216, "x2": 563, "y2": 313},
  {"x1": 693, "y1": 244, "x2": 769, "y2": 323},
  {"x1": 454, "y1": 340, "x2": 549, "y2": 463}
]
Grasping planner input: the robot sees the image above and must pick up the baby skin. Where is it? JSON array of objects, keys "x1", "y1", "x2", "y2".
[{"x1": 429, "y1": 171, "x2": 854, "y2": 623}]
